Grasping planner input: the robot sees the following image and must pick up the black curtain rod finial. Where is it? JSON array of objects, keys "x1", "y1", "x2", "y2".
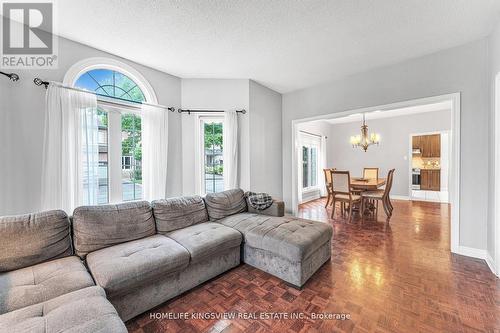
[
  {"x1": 34, "y1": 77, "x2": 49, "y2": 89},
  {"x1": 0, "y1": 71, "x2": 20, "y2": 82}
]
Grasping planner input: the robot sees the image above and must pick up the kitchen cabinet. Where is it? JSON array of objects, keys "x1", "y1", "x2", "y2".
[
  {"x1": 427, "y1": 134, "x2": 440, "y2": 158},
  {"x1": 421, "y1": 169, "x2": 440, "y2": 191},
  {"x1": 412, "y1": 136, "x2": 421, "y2": 149},
  {"x1": 413, "y1": 134, "x2": 440, "y2": 157}
]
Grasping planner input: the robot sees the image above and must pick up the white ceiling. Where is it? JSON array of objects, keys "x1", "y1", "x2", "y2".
[
  {"x1": 52, "y1": 0, "x2": 500, "y2": 93},
  {"x1": 321, "y1": 101, "x2": 452, "y2": 125}
]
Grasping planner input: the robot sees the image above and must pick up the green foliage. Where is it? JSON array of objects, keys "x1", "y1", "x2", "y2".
[
  {"x1": 98, "y1": 71, "x2": 145, "y2": 102},
  {"x1": 204, "y1": 122, "x2": 223, "y2": 149},
  {"x1": 205, "y1": 165, "x2": 223, "y2": 175},
  {"x1": 133, "y1": 168, "x2": 142, "y2": 182},
  {"x1": 97, "y1": 108, "x2": 108, "y2": 126},
  {"x1": 121, "y1": 114, "x2": 142, "y2": 182}
]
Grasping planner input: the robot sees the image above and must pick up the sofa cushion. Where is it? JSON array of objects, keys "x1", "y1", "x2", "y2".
[
  {"x1": 217, "y1": 212, "x2": 278, "y2": 233},
  {"x1": 0, "y1": 286, "x2": 127, "y2": 333},
  {"x1": 73, "y1": 201, "x2": 156, "y2": 259},
  {"x1": 152, "y1": 195, "x2": 208, "y2": 233},
  {"x1": 0, "y1": 256, "x2": 94, "y2": 315},
  {"x1": 86, "y1": 235, "x2": 190, "y2": 297},
  {"x1": 204, "y1": 189, "x2": 247, "y2": 221},
  {"x1": 0, "y1": 210, "x2": 72, "y2": 272},
  {"x1": 166, "y1": 222, "x2": 242, "y2": 263},
  {"x1": 218, "y1": 214, "x2": 333, "y2": 262}
]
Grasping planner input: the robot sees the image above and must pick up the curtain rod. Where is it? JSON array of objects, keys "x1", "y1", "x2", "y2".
[
  {"x1": 33, "y1": 78, "x2": 176, "y2": 112},
  {"x1": 299, "y1": 130, "x2": 326, "y2": 139},
  {"x1": 1, "y1": 71, "x2": 20, "y2": 82},
  {"x1": 178, "y1": 109, "x2": 246, "y2": 115}
]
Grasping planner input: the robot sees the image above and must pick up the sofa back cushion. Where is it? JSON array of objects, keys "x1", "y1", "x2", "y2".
[
  {"x1": 204, "y1": 189, "x2": 247, "y2": 221},
  {"x1": 0, "y1": 210, "x2": 72, "y2": 272},
  {"x1": 73, "y1": 201, "x2": 155, "y2": 259},
  {"x1": 152, "y1": 195, "x2": 208, "y2": 233}
]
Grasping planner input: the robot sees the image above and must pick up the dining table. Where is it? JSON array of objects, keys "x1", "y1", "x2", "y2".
[
  {"x1": 348, "y1": 177, "x2": 389, "y2": 218},
  {"x1": 350, "y1": 177, "x2": 386, "y2": 191}
]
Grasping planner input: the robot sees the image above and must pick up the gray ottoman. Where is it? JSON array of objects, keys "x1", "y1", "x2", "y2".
[{"x1": 218, "y1": 213, "x2": 333, "y2": 288}]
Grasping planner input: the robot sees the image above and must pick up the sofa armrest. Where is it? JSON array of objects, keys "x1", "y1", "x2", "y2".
[{"x1": 247, "y1": 199, "x2": 285, "y2": 217}]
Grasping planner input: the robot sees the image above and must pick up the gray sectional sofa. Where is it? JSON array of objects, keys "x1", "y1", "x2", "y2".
[
  {"x1": 0, "y1": 189, "x2": 332, "y2": 332},
  {"x1": 0, "y1": 210, "x2": 127, "y2": 333}
]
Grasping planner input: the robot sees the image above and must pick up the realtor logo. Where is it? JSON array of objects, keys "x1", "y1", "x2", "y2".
[{"x1": 1, "y1": 0, "x2": 58, "y2": 68}]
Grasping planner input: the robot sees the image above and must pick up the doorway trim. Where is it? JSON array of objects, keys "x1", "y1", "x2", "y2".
[
  {"x1": 492, "y1": 74, "x2": 500, "y2": 276},
  {"x1": 291, "y1": 93, "x2": 461, "y2": 254}
]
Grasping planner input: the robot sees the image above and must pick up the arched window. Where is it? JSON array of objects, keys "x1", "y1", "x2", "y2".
[
  {"x1": 74, "y1": 69, "x2": 145, "y2": 103},
  {"x1": 65, "y1": 58, "x2": 157, "y2": 205}
]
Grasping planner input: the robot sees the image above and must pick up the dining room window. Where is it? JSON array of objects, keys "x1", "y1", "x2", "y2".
[
  {"x1": 302, "y1": 146, "x2": 318, "y2": 189},
  {"x1": 300, "y1": 132, "x2": 321, "y2": 191}
]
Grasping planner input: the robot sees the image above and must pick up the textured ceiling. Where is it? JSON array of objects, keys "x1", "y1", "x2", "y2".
[{"x1": 54, "y1": 0, "x2": 500, "y2": 93}]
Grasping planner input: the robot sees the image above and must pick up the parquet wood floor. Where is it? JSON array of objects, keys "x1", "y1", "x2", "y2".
[{"x1": 127, "y1": 199, "x2": 499, "y2": 333}]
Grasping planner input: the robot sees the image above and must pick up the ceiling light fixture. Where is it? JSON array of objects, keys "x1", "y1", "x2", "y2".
[{"x1": 350, "y1": 113, "x2": 380, "y2": 152}]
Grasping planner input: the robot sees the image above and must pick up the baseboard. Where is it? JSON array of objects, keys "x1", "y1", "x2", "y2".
[
  {"x1": 409, "y1": 197, "x2": 449, "y2": 203},
  {"x1": 455, "y1": 246, "x2": 498, "y2": 276},
  {"x1": 485, "y1": 252, "x2": 499, "y2": 277},
  {"x1": 455, "y1": 246, "x2": 487, "y2": 259},
  {"x1": 390, "y1": 195, "x2": 409, "y2": 200},
  {"x1": 300, "y1": 190, "x2": 321, "y2": 204}
]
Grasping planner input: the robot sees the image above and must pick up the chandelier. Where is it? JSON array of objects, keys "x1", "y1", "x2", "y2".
[{"x1": 350, "y1": 113, "x2": 380, "y2": 152}]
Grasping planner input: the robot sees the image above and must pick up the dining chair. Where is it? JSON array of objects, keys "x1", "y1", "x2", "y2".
[
  {"x1": 361, "y1": 169, "x2": 395, "y2": 221},
  {"x1": 330, "y1": 170, "x2": 362, "y2": 222},
  {"x1": 361, "y1": 167, "x2": 379, "y2": 207},
  {"x1": 323, "y1": 168, "x2": 334, "y2": 207},
  {"x1": 363, "y1": 167, "x2": 379, "y2": 179}
]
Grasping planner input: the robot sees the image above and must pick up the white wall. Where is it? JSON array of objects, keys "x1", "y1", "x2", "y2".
[
  {"x1": 0, "y1": 32, "x2": 182, "y2": 216},
  {"x1": 181, "y1": 79, "x2": 251, "y2": 194},
  {"x1": 325, "y1": 110, "x2": 451, "y2": 198},
  {"x1": 488, "y1": 21, "x2": 500, "y2": 272},
  {"x1": 181, "y1": 79, "x2": 283, "y2": 197},
  {"x1": 249, "y1": 81, "x2": 283, "y2": 198},
  {"x1": 283, "y1": 39, "x2": 489, "y2": 251}
]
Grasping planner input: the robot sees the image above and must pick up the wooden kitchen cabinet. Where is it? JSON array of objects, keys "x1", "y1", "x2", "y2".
[
  {"x1": 412, "y1": 136, "x2": 421, "y2": 149},
  {"x1": 429, "y1": 134, "x2": 440, "y2": 157},
  {"x1": 421, "y1": 137, "x2": 430, "y2": 157},
  {"x1": 416, "y1": 134, "x2": 441, "y2": 157},
  {"x1": 421, "y1": 169, "x2": 441, "y2": 191}
]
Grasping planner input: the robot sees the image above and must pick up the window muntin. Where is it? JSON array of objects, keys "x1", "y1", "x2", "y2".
[
  {"x1": 75, "y1": 69, "x2": 145, "y2": 103},
  {"x1": 202, "y1": 118, "x2": 224, "y2": 194}
]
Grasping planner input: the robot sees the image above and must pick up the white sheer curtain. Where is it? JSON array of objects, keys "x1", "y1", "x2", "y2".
[
  {"x1": 41, "y1": 83, "x2": 98, "y2": 213},
  {"x1": 296, "y1": 135, "x2": 303, "y2": 205},
  {"x1": 142, "y1": 104, "x2": 169, "y2": 200},
  {"x1": 319, "y1": 135, "x2": 327, "y2": 196},
  {"x1": 223, "y1": 110, "x2": 238, "y2": 190}
]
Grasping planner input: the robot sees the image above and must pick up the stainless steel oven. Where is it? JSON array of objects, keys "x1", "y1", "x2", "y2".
[{"x1": 412, "y1": 168, "x2": 421, "y2": 190}]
